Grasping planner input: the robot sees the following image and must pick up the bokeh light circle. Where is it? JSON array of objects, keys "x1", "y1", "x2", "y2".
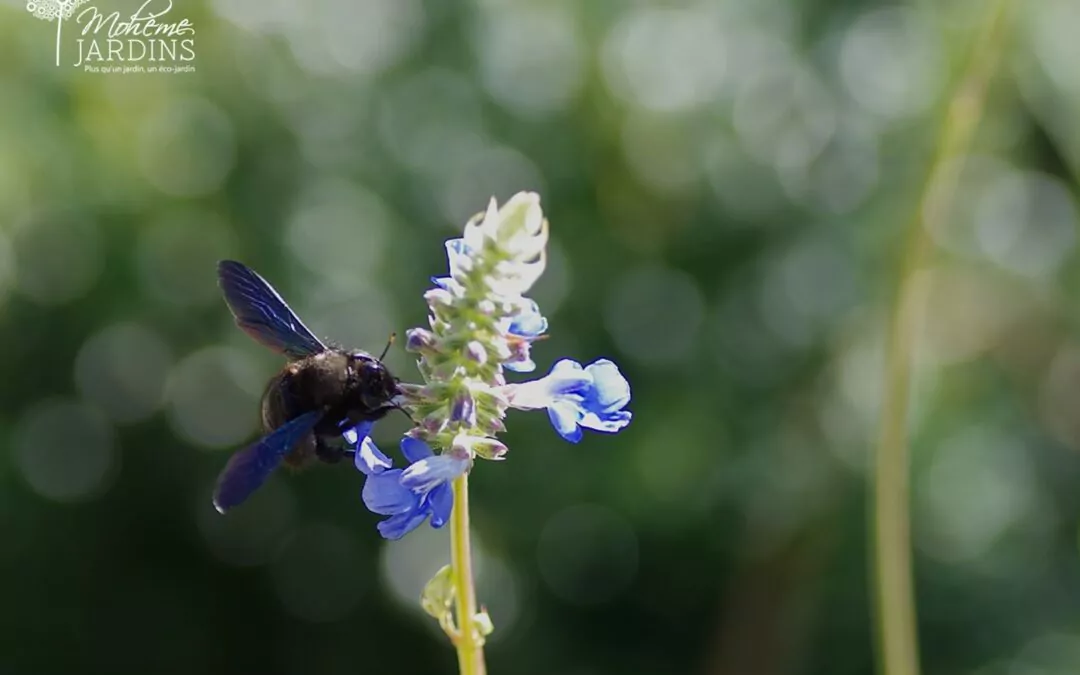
[
  {"x1": 290, "y1": 0, "x2": 424, "y2": 77},
  {"x1": 733, "y1": 61, "x2": 836, "y2": 171},
  {"x1": 973, "y1": 169, "x2": 1077, "y2": 278},
  {"x1": 74, "y1": 321, "x2": 174, "y2": 424},
  {"x1": 377, "y1": 68, "x2": 485, "y2": 177},
  {"x1": 138, "y1": 97, "x2": 236, "y2": 197},
  {"x1": 12, "y1": 212, "x2": 102, "y2": 306},
  {"x1": 756, "y1": 236, "x2": 857, "y2": 349},
  {"x1": 474, "y1": 6, "x2": 586, "y2": 117},
  {"x1": 197, "y1": 478, "x2": 299, "y2": 568},
  {"x1": 271, "y1": 523, "x2": 368, "y2": 622},
  {"x1": 286, "y1": 178, "x2": 392, "y2": 286},
  {"x1": 604, "y1": 265, "x2": 704, "y2": 366},
  {"x1": 601, "y1": 6, "x2": 728, "y2": 113},
  {"x1": 622, "y1": 114, "x2": 702, "y2": 195},
  {"x1": 839, "y1": 7, "x2": 944, "y2": 120},
  {"x1": 380, "y1": 523, "x2": 451, "y2": 615},
  {"x1": 433, "y1": 144, "x2": 545, "y2": 227},
  {"x1": 537, "y1": 504, "x2": 639, "y2": 606},
  {"x1": 915, "y1": 426, "x2": 1050, "y2": 570},
  {"x1": 302, "y1": 284, "x2": 397, "y2": 362},
  {"x1": 1030, "y1": 0, "x2": 1080, "y2": 97},
  {"x1": 166, "y1": 346, "x2": 263, "y2": 449},
  {"x1": 703, "y1": 134, "x2": 789, "y2": 219},
  {"x1": 380, "y1": 525, "x2": 522, "y2": 639},
  {"x1": 135, "y1": 208, "x2": 238, "y2": 308},
  {"x1": 13, "y1": 399, "x2": 117, "y2": 503}
]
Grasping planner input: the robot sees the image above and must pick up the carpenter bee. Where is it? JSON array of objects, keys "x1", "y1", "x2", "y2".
[{"x1": 212, "y1": 260, "x2": 399, "y2": 514}]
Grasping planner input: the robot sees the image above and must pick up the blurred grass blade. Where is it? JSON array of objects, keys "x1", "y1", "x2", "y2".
[{"x1": 873, "y1": 3, "x2": 1016, "y2": 675}]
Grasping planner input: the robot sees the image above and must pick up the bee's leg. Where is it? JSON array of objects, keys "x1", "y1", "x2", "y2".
[
  {"x1": 282, "y1": 433, "x2": 316, "y2": 469},
  {"x1": 314, "y1": 435, "x2": 348, "y2": 464},
  {"x1": 346, "y1": 403, "x2": 411, "y2": 425},
  {"x1": 367, "y1": 402, "x2": 414, "y2": 424},
  {"x1": 390, "y1": 403, "x2": 415, "y2": 424}
]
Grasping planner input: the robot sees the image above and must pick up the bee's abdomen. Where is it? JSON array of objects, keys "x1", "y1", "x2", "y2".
[
  {"x1": 261, "y1": 352, "x2": 353, "y2": 468},
  {"x1": 260, "y1": 370, "x2": 294, "y2": 432},
  {"x1": 261, "y1": 366, "x2": 319, "y2": 468}
]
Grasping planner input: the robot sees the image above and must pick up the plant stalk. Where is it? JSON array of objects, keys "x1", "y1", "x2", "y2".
[
  {"x1": 872, "y1": 3, "x2": 1014, "y2": 675},
  {"x1": 450, "y1": 474, "x2": 487, "y2": 675}
]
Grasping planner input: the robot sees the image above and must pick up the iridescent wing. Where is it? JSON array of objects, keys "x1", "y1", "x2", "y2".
[
  {"x1": 217, "y1": 260, "x2": 327, "y2": 359},
  {"x1": 212, "y1": 410, "x2": 322, "y2": 513}
]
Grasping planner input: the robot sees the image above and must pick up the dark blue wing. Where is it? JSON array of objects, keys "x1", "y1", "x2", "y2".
[
  {"x1": 217, "y1": 260, "x2": 327, "y2": 359},
  {"x1": 213, "y1": 410, "x2": 323, "y2": 513}
]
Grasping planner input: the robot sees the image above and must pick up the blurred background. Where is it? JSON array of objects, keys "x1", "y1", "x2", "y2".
[{"x1": 1, "y1": 0, "x2": 1079, "y2": 673}]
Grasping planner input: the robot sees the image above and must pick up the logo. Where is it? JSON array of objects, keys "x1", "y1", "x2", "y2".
[{"x1": 26, "y1": 0, "x2": 196, "y2": 73}]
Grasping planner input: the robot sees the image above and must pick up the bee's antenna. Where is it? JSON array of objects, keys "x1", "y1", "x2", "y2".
[{"x1": 379, "y1": 332, "x2": 396, "y2": 361}]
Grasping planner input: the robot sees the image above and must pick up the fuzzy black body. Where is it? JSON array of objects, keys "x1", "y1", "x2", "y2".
[{"x1": 262, "y1": 348, "x2": 399, "y2": 468}]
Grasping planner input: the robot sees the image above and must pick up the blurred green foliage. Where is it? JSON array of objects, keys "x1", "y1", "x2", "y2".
[{"x1": 1, "y1": 0, "x2": 1080, "y2": 674}]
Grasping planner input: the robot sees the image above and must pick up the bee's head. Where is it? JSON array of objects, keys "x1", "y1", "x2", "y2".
[{"x1": 349, "y1": 351, "x2": 399, "y2": 410}]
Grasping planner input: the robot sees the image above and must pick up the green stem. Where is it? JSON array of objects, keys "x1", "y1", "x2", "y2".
[
  {"x1": 872, "y1": 4, "x2": 1013, "y2": 675},
  {"x1": 450, "y1": 474, "x2": 487, "y2": 675},
  {"x1": 56, "y1": 17, "x2": 63, "y2": 68}
]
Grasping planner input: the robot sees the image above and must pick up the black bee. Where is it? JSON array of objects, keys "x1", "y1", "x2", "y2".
[{"x1": 212, "y1": 260, "x2": 399, "y2": 514}]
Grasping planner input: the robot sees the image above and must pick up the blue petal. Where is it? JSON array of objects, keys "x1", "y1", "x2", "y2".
[
  {"x1": 444, "y1": 238, "x2": 473, "y2": 276},
  {"x1": 400, "y1": 454, "x2": 469, "y2": 492},
  {"x1": 362, "y1": 470, "x2": 416, "y2": 515},
  {"x1": 509, "y1": 363, "x2": 591, "y2": 409},
  {"x1": 551, "y1": 358, "x2": 583, "y2": 372},
  {"x1": 342, "y1": 420, "x2": 374, "y2": 447},
  {"x1": 377, "y1": 510, "x2": 430, "y2": 540},
  {"x1": 548, "y1": 400, "x2": 583, "y2": 443},
  {"x1": 401, "y1": 436, "x2": 434, "y2": 463},
  {"x1": 584, "y1": 359, "x2": 631, "y2": 413},
  {"x1": 445, "y1": 238, "x2": 469, "y2": 255},
  {"x1": 508, "y1": 299, "x2": 547, "y2": 337},
  {"x1": 426, "y1": 483, "x2": 453, "y2": 528},
  {"x1": 545, "y1": 372, "x2": 591, "y2": 398},
  {"x1": 355, "y1": 436, "x2": 392, "y2": 475},
  {"x1": 579, "y1": 409, "x2": 633, "y2": 433}
]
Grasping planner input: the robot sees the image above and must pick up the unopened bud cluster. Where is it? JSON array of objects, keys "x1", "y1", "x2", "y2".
[{"x1": 400, "y1": 192, "x2": 550, "y2": 461}]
